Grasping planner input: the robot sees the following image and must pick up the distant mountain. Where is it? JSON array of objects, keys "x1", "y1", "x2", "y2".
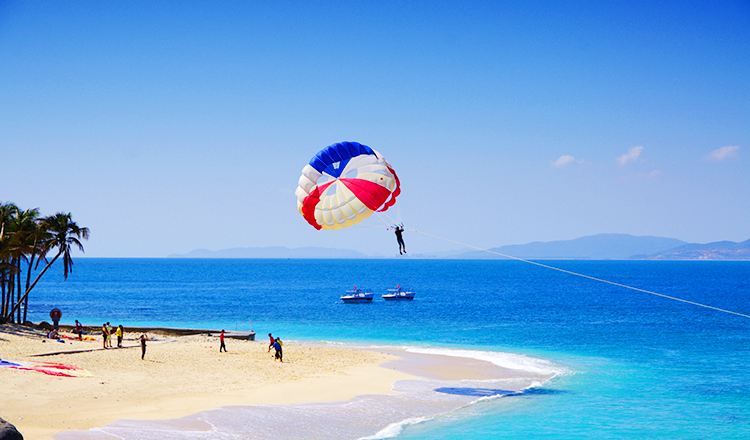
[
  {"x1": 456, "y1": 234, "x2": 687, "y2": 260},
  {"x1": 168, "y1": 246, "x2": 370, "y2": 259},
  {"x1": 634, "y1": 239, "x2": 750, "y2": 260},
  {"x1": 169, "y1": 235, "x2": 750, "y2": 260}
]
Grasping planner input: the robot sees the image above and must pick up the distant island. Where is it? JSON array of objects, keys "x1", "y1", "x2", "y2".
[
  {"x1": 457, "y1": 234, "x2": 750, "y2": 260},
  {"x1": 632, "y1": 239, "x2": 750, "y2": 260},
  {"x1": 168, "y1": 234, "x2": 750, "y2": 260},
  {"x1": 459, "y1": 234, "x2": 686, "y2": 260}
]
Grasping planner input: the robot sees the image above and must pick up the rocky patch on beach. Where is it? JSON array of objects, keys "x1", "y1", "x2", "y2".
[{"x1": 0, "y1": 418, "x2": 23, "y2": 440}]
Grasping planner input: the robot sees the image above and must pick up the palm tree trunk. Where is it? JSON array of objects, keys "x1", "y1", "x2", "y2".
[
  {"x1": 3, "y1": 271, "x2": 8, "y2": 321},
  {"x1": 7, "y1": 258, "x2": 15, "y2": 323},
  {"x1": 22, "y1": 288, "x2": 29, "y2": 323},
  {"x1": 1, "y1": 266, "x2": 11, "y2": 319},
  {"x1": 5, "y1": 251, "x2": 61, "y2": 320},
  {"x1": 16, "y1": 260, "x2": 22, "y2": 323},
  {"x1": 23, "y1": 253, "x2": 36, "y2": 323},
  {"x1": 1, "y1": 269, "x2": 6, "y2": 318}
]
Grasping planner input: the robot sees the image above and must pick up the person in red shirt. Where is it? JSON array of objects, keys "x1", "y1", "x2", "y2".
[
  {"x1": 267, "y1": 333, "x2": 275, "y2": 352},
  {"x1": 219, "y1": 330, "x2": 227, "y2": 352}
]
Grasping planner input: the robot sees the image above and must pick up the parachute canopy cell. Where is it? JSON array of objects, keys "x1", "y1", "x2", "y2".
[{"x1": 296, "y1": 142, "x2": 400, "y2": 230}]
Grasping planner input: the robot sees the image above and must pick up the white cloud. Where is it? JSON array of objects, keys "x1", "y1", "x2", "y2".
[
  {"x1": 616, "y1": 146, "x2": 643, "y2": 166},
  {"x1": 618, "y1": 169, "x2": 662, "y2": 181},
  {"x1": 552, "y1": 155, "x2": 587, "y2": 168},
  {"x1": 704, "y1": 145, "x2": 739, "y2": 162},
  {"x1": 552, "y1": 155, "x2": 576, "y2": 168}
]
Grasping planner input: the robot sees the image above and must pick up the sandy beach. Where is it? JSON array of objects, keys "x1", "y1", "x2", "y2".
[
  {"x1": 1, "y1": 324, "x2": 419, "y2": 439},
  {"x1": 2, "y1": 323, "x2": 550, "y2": 440}
]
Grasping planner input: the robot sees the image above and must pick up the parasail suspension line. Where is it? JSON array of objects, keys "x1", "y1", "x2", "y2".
[
  {"x1": 408, "y1": 228, "x2": 750, "y2": 320},
  {"x1": 375, "y1": 210, "x2": 398, "y2": 228}
]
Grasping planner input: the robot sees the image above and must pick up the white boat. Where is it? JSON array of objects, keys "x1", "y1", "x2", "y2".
[
  {"x1": 340, "y1": 288, "x2": 374, "y2": 303},
  {"x1": 382, "y1": 286, "x2": 415, "y2": 301}
]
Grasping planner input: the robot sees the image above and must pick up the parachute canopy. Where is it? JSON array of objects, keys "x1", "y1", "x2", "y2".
[{"x1": 296, "y1": 142, "x2": 400, "y2": 230}]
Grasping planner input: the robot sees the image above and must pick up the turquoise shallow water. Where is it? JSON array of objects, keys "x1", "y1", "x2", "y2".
[{"x1": 27, "y1": 259, "x2": 750, "y2": 439}]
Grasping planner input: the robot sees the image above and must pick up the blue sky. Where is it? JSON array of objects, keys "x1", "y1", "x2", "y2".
[{"x1": 1, "y1": 1, "x2": 748, "y2": 257}]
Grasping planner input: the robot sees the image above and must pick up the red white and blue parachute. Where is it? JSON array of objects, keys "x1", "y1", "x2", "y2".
[{"x1": 296, "y1": 142, "x2": 400, "y2": 230}]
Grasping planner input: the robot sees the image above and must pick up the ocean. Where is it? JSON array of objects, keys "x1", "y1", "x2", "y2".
[{"x1": 26, "y1": 258, "x2": 750, "y2": 439}]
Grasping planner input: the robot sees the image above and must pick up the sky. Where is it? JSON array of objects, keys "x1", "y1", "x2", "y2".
[{"x1": 1, "y1": 0, "x2": 748, "y2": 258}]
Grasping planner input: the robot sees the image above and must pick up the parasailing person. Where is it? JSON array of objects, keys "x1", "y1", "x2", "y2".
[{"x1": 394, "y1": 224, "x2": 406, "y2": 254}]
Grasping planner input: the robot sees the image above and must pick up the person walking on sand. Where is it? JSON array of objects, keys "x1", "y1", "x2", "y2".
[
  {"x1": 116, "y1": 325, "x2": 123, "y2": 348},
  {"x1": 102, "y1": 323, "x2": 109, "y2": 349},
  {"x1": 267, "y1": 333, "x2": 275, "y2": 352},
  {"x1": 272, "y1": 338, "x2": 283, "y2": 362},
  {"x1": 75, "y1": 320, "x2": 83, "y2": 341},
  {"x1": 219, "y1": 330, "x2": 227, "y2": 352},
  {"x1": 140, "y1": 334, "x2": 148, "y2": 360}
]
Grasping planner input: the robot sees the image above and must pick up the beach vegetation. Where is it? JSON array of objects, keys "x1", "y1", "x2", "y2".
[{"x1": 0, "y1": 202, "x2": 89, "y2": 324}]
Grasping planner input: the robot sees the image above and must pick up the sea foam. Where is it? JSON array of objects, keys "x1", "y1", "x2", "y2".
[{"x1": 358, "y1": 417, "x2": 430, "y2": 440}]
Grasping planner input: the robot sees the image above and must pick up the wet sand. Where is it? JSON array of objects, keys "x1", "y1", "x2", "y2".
[{"x1": 380, "y1": 349, "x2": 532, "y2": 381}]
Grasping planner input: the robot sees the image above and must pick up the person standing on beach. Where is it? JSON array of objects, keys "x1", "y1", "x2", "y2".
[
  {"x1": 268, "y1": 333, "x2": 275, "y2": 352},
  {"x1": 219, "y1": 330, "x2": 227, "y2": 352},
  {"x1": 272, "y1": 338, "x2": 283, "y2": 362},
  {"x1": 116, "y1": 325, "x2": 123, "y2": 348},
  {"x1": 75, "y1": 320, "x2": 83, "y2": 341},
  {"x1": 102, "y1": 323, "x2": 109, "y2": 349},
  {"x1": 140, "y1": 334, "x2": 148, "y2": 360},
  {"x1": 106, "y1": 322, "x2": 114, "y2": 348}
]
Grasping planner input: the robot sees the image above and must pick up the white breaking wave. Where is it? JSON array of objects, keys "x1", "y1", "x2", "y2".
[
  {"x1": 358, "y1": 417, "x2": 430, "y2": 440},
  {"x1": 404, "y1": 347, "x2": 567, "y2": 376}
]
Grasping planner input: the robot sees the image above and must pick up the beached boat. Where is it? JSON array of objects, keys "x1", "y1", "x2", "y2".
[
  {"x1": 382, "y1": 286, "x2": 415, "y2": 300},
  {"x1": 340, "y1": 288, "x2": 374, "y2": 303}
]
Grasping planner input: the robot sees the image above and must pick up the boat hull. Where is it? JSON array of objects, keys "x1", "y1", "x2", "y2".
[
  {"x1": 340, "y1": 294, "x2": 375, "y2": 303},
  {"x1": 382, "y1": 292, "x2": 415, "y2": 300}
]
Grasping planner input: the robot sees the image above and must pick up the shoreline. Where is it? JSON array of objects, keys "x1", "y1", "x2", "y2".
[{"x1": 2, "y1": 323, "x2": 552, "y2": 439}]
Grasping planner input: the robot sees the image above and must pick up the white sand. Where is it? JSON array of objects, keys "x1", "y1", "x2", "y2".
[{"x1": 1, "y1": 324, "x2": 415, "y2": 440}]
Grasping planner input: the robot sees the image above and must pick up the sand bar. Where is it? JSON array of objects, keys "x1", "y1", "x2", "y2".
[{"x1": 379, "y1": 348, "x2": 536, "y2": 381}]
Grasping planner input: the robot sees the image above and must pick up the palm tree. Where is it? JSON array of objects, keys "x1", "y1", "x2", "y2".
[
  {"x1": 0, "y1": 205, "x2": 40, "y2": 323},
  {"x1": 10, "y1": 207, "x2": 40, "y2": 323},
  {"x1": 4, "y1": 212, "x2": 89, "y2": 321},
  {"x1": 0, "y1": 202, "x2": 17, "y2": 319},
  {"x1": 22, "y1": 219, "x2": 49, "y2": 323}
]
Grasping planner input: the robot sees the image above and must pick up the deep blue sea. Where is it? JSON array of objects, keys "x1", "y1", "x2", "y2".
[{"x1": 27, "y1": 258, "x2": 750, "y2": 439}]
